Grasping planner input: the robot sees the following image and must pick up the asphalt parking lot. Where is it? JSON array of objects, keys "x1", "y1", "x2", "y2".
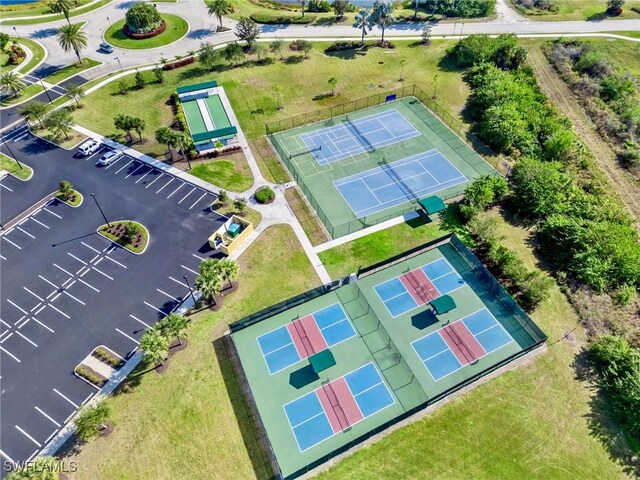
[{"x1": 0, "y1": 126, "x2": 226, "y2": 468}]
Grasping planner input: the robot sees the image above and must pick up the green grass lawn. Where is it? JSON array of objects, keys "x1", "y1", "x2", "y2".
[
  {"x1": 43, "y1": 58, "x2": 101, "y2": 85},
  {"x1": 104, "y1": 14, "x2": 189, "y2": 50},
  {"x1": 1, "y1": 0, "x2": 112, "y2": 25},
  {"x1": 0, "y1": 152, "x2": 32, "y2": 180},
  {"x1": 188, "y1": 156, "x2": 253, "y2": 192},
  {"x1": 34, "y1": 126, "x2": 87, "y2": 150},
  {"x1": 57, "y1": 189, "x2": 83, "y2": 207},
  {"x1": 509, "y1": 0, "x2": 640, "y2": 20},
  {"x1": 61, "y1": 225, "x2": 320, "y2": 479},
  {"x1": 0, "y1": 37, "x2": 45, "y2": 75},
  {"x1": 0, "y1": 82, "x2": 44, "y2": 106},
  {"x1": 73, "y1": 41, "x2": 471, "y2": 158}
]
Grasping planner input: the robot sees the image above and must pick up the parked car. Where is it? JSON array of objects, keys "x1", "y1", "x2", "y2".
[
  {"x1": 97, "y1": 150, "x2": 123, "y2": 166},
  {"x1": 99, "y1": 42, "x2": 114, "y2": 54},
  {"x1": 77, "y1": 139, "x2": 101, "y2": 156}
]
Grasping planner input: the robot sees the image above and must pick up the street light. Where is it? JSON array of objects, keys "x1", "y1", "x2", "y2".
[
  {"x1": 114, "y1": 57, "x2": 123, "y2": 71},
  {"x1": 39, "y1": 78, "x2": 53, "y2": 104},
  {"x1": 12, "y1": 27, "x2": 19, "y2": 39},
  {"x1": 106, "y1": 16, "x2": 112, "y2": 27},
  {"x1": 90, "y1": 193, "x2": 111, "y2": 227},
  {"x1": 2, "y1": 141, "x2": 22, "y2": 170},
  {"x1": 183, "y1": 275, "x2": 197, "y2": 307}
]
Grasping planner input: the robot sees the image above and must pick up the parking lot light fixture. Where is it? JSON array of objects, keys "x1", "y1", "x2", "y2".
[
  {"x1": 3, "y1": 141, "x2": 22, "y2": 169},
  {"x1": 183, "y1": 275, "x2": 197, "y2": 308},
  {"x1": 91, "y1": 193, "x2": 111, "y2": 227},
  {"x1": 114, "y1": 57, "x2": 123, "y2": 72}
]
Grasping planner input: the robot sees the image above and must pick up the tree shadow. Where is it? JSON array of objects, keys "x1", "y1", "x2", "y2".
[
  {"x1": 324, "y1": 47, "x2": 368, "y2": 60},
  {"x1": 187, "y1": 28, "x2": 215, "y2": 40},
  {"x1": 586, "y1": 11, "x2": 608, "y2": 22},
  {"x1": 436, "y1": 53, "x2": 465, "y2": 73},
  {"x1": 30, "y1": 28, "x2": 58, "y2": 39},
  {"x1": 116, "y1": 0, "x2": 138, "y2": 9},
  {"x1": 284, "y1": 55, "x2": 304, "y2": 64}
]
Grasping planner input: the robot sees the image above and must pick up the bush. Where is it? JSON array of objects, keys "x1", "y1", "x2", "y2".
[
  {"x1": 92, "y1": 347, "x2": 124, "y2": 369},
  {"x1": 308, "y1": 0, "x2": 331, "y2": 11},
  {"x1": 255, "y1": 185, "x2": 275, "y2": 204},
  {"x1": 75, "y1": 365, "x2": 106, "y2": 387},
  {"x1": 0, "y1": 32, "x2": 8, "y2": 51},
  {"x1": 249, "y1": 13, "x2": 315, "y2": 24},
  {"x1": 459, "y1": 175, "x2": 509, "y2": 221},
  {"x1": 618, "y1": 141, "x2": 640, "y2": 171},
  {"x1": 449, "y1": 34, "x2": 526, "y2": 70},
  {"x1": 422, "y1": 0, "x2": 495, "y2": 17},
  {"x1": 162, "y1": 56, "x2": 195, "y2": 70},
  {"x1": 613, "y1": 283, "x2": 638, "y2": 307},
  {"x1": 125, "y1": 2, "x2": 162, "y2": 33},
  {"x1": 75, "y1": 401, "x2": 111, "y2": 440},
  {"x1": 324, "y1": 41, "x2": 363, "y2": 52}
]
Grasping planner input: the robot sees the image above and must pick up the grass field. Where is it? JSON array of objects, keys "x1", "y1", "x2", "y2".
[
  {"x1": 0, "y1": 37, "x2": 45, "y2": 76},
  {"x1": 34, "y1": 126, "x2": 87, "y2": 150},
  {"x1": 73, "y1": 41, "x2": 471, "y2": 158},
  {"x1": 104, "y1": 15, "x2": 189, "y2": 50},
  {"x1": 0, "y1": 82, "x2": 44, "y2": 106},
  {"x1": 0, "y1": 152, "x2": 32, "y2": 180},
  {"x1": 61, "y1": 225, "x2": 320, "y2": 480},
  {"x1": 43, "y1": 58, "x2": 102, "y2": 85},
  {"x1": 509, "y1": 0, "x2": 640, "y2": 20},
  {"x1": 188, "y1": 156, "x2": 254, "y2": 192},
  {"x1": 1, "y1": 0, "x2": 112, "y2": 25}
]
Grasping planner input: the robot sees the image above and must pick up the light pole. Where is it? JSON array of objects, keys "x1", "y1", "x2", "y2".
[
  {"x1": 183, "y1": 275, "x2": 197, "y2": 307},
  {"x1": 114, "y1": 57, "x2": 123, "y2": 71},
  {"x1": 2, "y1": 141, "x2": 22, "y2": 170},
  {"x1": 90, "y1": 193, "x2": 111, "y2": 227},
  {"x1": 39, "y1": 78, "x2": 53, "y2": 104},
  {"x1": 12, "y1": 27, "x2": 19, "y2": 39},
  {"x1": 106, "y1": 16, "x2": 112, "y2": 27}
]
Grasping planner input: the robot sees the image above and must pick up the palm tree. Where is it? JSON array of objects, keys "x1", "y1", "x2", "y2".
[
  {"x1": 199, "y1": 257, "x2": 221, "y2": 276},
  {"x1": 195, "y1": 269, "x2": 222, "y2": 305},
  {"x1": 0, "y1": 72, "x2": 25, "y2": 98},
  {"x1": 44, "y1": 108, "x2": 74, "y2": 139},
  {"x1": 218, "y1": 257, "x2": 239, "y2": 289},
  {"x1": 66, "y1": 82, "x2": 85, "y2": 107},
  {"x1": 74, "y1": 401, "x2": 110, "y2": 440},
  {"x1": 269, "y1": 39, "x2": 284, "y2": 59},
  {"x1": 139, "y1": 326, "x2": 170, "y2": 367},
  {"x1": 130, "y1": 116, "x2": 146, "y2": 142},
  {"x1": 372, "y1": 1, "x2": 394, "y2": 44},
  {"x1": 19, "y1": 100, "x2": 49, "y2": 128},
  {"x1": 207, "y1": 0, "x2": 233, "y2": 29},
  {"x1": 155, "y1": 127, "x2": 177, "y2": 159},
  {"x1": 56, "y1": 23, "x2": 87, "y2": 65},
  {"x1": 49, "y1": 0, "x2": 77, "y2": 24},
  {"x1": 159, "y1": 313, "x2": 190, "y2": 347},
  {"x1": 353, "y1": 9, "x2": 374, "y2": 45},
  {"x1": 172, "y1": 130, "x2": 189, "y2": 160}
]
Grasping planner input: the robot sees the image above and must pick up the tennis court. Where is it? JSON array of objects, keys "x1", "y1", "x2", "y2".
[
  {"x1": 284, "y1": 363, "x2": 395, "y2": 451},
  {"x1": 334, "y1": 150, "x2": 467, "y2": 218},
  {"x1": 258, "y1": 304, "x2": 356, "y2": 374},
  {"x1": 374, "y1": 257, "x2": 465, "y2": 317},
  {"x1": 300, "y1": 109, "x2": 420, "y2": 165},
  {"x1": 412, "y1": 309, "x2": 514, "y2": 381}
]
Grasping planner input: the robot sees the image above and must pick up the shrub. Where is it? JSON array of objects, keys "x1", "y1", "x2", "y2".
[
  {"x1": 459, "y1": 175, "x2": 509, "y2": 221},
  {"x1": 324, "y1": 41, "x2": 362, "y2": 52},
  {"x1": 249, "y1": 13, "x2": 315, "y2": 24},
  {"x1": 0, "y1": 32, "x2": 8, "y2": 51},
  {"x1": 58, "y1": 180, "x2": 74, "y2": 200},
  {"x1": 125, "y1": 2, "x2": 162, "y2": 33},
  {"x1": 75, "y1": 365, "x2": 106, "y2": 387},
  {"x1": 162, "y1": 56, "x2": 195, "y2": 70},
  {"x1": 618, "y1": 141, "x2": 640, "y2": 171},
  {"x1": 92, "y1": 347, "x2": 124, "y2": 369},
  {"x1": 308, "y1": 0, "x2": 331, "y2": 11},
  {"x1": 75, "y1": 401, "x2": 111, "y2": 440},
  {"x1": 600, "y1": 73, "x2": 636, "y2": 103},
  {"x1": 116, "y1": 79, "x2": 129, "y2": 95},
  {"x1": 255, "y1": 185, "x2": 275, "y2": 204},
  {"x1": 449, "y1": 34, "x2": 526, "y2": 70},
  {"x1": 613, "y1": 283, "x2": 638, "y2": 306}
]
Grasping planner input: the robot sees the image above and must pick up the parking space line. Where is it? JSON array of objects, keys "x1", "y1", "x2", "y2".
[
  {"x1": 157, "y1": 289, "x2": 181, "y2": 302},
  {"x1": 39, "y1": 275, "x2": 58, "y2": 289},
  {"x1": 0, "y1": 346, "x2": 19, "y2": 362},
  {"x1": 0, "y1": 318, "x2": 11, "y2": 329},
  {"x1": 35, "y1": 406, "x2": 61, "y2": 427},
  {"x1": 103, "y1": 156, "x2": 123, "y2": 170},
  {"x1": 114, "y1": 159, "x2": 133, "y2": 174},
  {"x1": 53, "y1": 263, "x2": 74, "y2": 277},
  {"x1": 43, "y1": 208, "x2": 62, "y2": 219},
  {"x1": 190, "y1": 192, "x2": 208, "y2": 210},
  {"x1": 116, "y1": 328, "x2": 139, "y2": 345},
  {"x1": 32, "y1": 317, "x2": 54, "y2": 333},
  {"x1": 78, "y1": 278, "x2": 99, "y2": 292},
  {"x1": 130, "y1": 314, "x2": 150, "y2": 328},
  {"x1": 169, "y1": 276, "x2": 188, "y2": 288},
  {"x1": 178, "y1": 186, "x2": 196, "y2": 204},
  {"x1": 0, "y1": 330, "x2": 9, "y2": 340},
  {"x1": 23, "y1": 287, "x2": 44, "y2": 302},
  {"x1": 0, "y1": 254, "x2": 6, "y2": 260},
  {"x1": 30, "y1": 302, "x2": 42, "y2": 312},
  {"x1": 34, "y1": 305, "x2": 46, "y2": 315},
  {"x1": 104, "y1": 255, "x2": 126, "y2": 269},
  {"x1": 92, "y1": 266, "x2": 114, "y2": 280},
  {"x1": 45, "y1": 430, "x2": 60, "y2": 444},
  {"x1": 146, "y1": 173, "x2": 165, "y2": 188},
  {"x1": 181, "y1": 264, "x2": 198, "y2": 275},
  {"x1": 156, "y1": 177, "x2": 174, "y2": 193},
  {"x1": 63, "y1": 290, "x2": 85, "y2": 305},
  {"x1": 15, "y1": 426, "x2": 41, "y2": 447},
  {"x1": 125, "y1": 164, "x2": 144, "y2": 179},
  {"x1": 0, "y1": 449, "x2": 16, "y2": 464},
  {"x1": 1, "y1": 332, "x2": 13, "y2": 343},
  {"x1": 30, "y1": 216, "x2": 50, "y2": 229},
  {"x1": 134, "y1": 169, "x2": 153, "y2": 184},
  {"x1": 166, "y1": 182, "x2": 184, "y2": 199},
  {"x1": 85, "y1": 149, "x2": 104, "y2": 162},
  {"x1": 192, "y1": 253, "x2": 204, "y2": 260},
  {"x1": 144, "y1": 301, "x2": 166, "y2": 315},
  {"x1": 16, "y1": 316, "x2": 29, "y2": 328},
  {"x1": 49, "y1": 304, "x2": 70, "y2": 319},
  {"x1": 81, "y1": 242, "x2": 101, "y2": 254},
  {"x1": 67, "y1": 252, "x2": 88, "y2": 265},
  {"x1": 7, "y1": 299, "x2": 29, "y2": 315},
  {"x1": 0, "y1": 182, "x2": 13, "y2": 191},
  {"x1": 54, "y1": 388, "x2": 79, "y2": 408},
  {"x1": 16, "y1": 226, "x2": 35, "y2": 239},
  {"x1": 16, "y1": 331, "x2": 37, "y2": 347},
  {"x1": 2, "y1": 236, "x2": 21, "y2": 250}
]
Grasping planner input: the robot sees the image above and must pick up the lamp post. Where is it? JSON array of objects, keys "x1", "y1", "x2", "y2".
[
  {"x1": 114, "y1": 57, "x2": 123, "y2": 72},
  {"x1": 106, "y1": 16, "x2": 112, "y2": 27},
  {"x1": 183, "y1": 275, "x2": 197, "y2": 307},
  {"x1": 39, "y1": 78, "x2": 53, "y2": 104},
  {"x1": 90, "y1": 193, "x2": 111, "y2": 227},
  {"x1": 12, "y1": 27, "x2": 19, "y2": 39},
  {"x1": 2, "y1": 141, "x2": 22, "y2": 169}
]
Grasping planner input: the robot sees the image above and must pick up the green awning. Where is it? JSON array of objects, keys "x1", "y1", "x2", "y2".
[
  {"x1": 419, "y1": 195, "x2": 446, "y2": 215},
  {"x1": 191, "y1": 126, "x2": 238, "y2": 143},
  {"x1": 176, "y1": 80, "x2": 218, "y2": 94},
  {"x1": 430, "y1": 294, "x2": 456, "y2": 315},
  {"x1": 309, "y1": 349, "x2": 336, "y2": 374}
]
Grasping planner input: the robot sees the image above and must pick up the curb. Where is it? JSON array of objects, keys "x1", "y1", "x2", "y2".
[{"x1": 0, "y1": 190, "x2": 56, "y2": 236}]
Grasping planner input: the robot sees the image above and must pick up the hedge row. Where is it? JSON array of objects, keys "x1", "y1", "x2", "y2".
[
  {"x1": 249, "y1": 13, "x2": 316, "y2": 24},
  {"x1": 162, "y1": 56, "x2": 195, "y2": 70},
  {"x1": 123, "y1": 19, "x2": 166, "y2": 39}
]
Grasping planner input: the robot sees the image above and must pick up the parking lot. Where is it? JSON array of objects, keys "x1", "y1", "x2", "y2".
[{"x1": 0, "y1": 127, "x2": 226, "y2": 467}]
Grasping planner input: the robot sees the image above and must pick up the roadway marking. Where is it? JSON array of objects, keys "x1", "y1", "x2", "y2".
[
  {"x1": 34, "y1": 305, "x2": 46, "y2": 315},
  {"x1": 190, "y1": 192, "x2": 208, "y2": 210},
  {"x1": 81, "y1": 242, "x2": 101, "y2": 254},
  {"x1": 114, "y1": 159, "x2": 133, "y2": 174},
  {"x1": 169, "y1": 276, "x2": 188, "y2": 288},
  {"x1": 15, "y1": 426, "x2": 41, "y2": 447},
  {"x1": 16, "y1": 226, "x2": 35, "y2": 239},
  {"x1": 0, "y1": 182, "x2": 13, "y2": 192},
  {"x1": 157, "y1": 289, "x2": 181, "y2": 302},
  {"x1": 125, "y1": 164, "x2": 144, "y2": 179},
  {"x1": 130, "y1": 314, "x2": 150, "y2": 328},
  {"x1": 0, "y1": 449, "x2": 16, "y2": 464},
  {"x1": 1, "y1": 332, "x2": 13, "y2": 343},
  {"x1": 103, "y1": 155, "x2": 123, "y2": 170},
  {"x1": 39, "y1": 275, "x2": 58, "y2": 289},
  {"x1": 30, "y1": 216, "x2": 50, "y2": 229},
  {"x1": 156, "y1": 177, "x2": 174, "y2": 193},
  {"x1": 53, "y1": 263, "x2": 74, "y2": 277},
  {"x1": 45, "y1": 431, "x2": 60, "y2": 444},
  {"x1": 2, "y1": 236, "x2": 21, "y2": 249},
  {"x1": 144, "y1": 301, "x2": 166, "y2": 315},
  {"x1": 0, "y1": 346, "x2": 18, "y2": 362},
  {"x1": 15, "y1": 317, "x2": 29, "y2": 328},
  {"x1": 16, "y1": 331, "x2": 37, "y2": 347},
  {"x1": 85, "y1": 149, "x2": 104, "y2": 162},
  {"x1": 63, "y1": 290, "x2": 85, "y2": 305},
  {"x1": 166, "y1": 183, "x2": 184, "y2": 199},
  {"x1": 192, "y1": 253, "x2": 204, "y2": 260},
  {"x1": 35, "y1": 406, "x2": 61, "y2": 427},
  {"x1": 0, "y1": 318, "x2": 11, "y2": 328},
  {"x1": 104, "y1": 255, "x2": 126, "y2": 269},
  {"x1": 23, "y1": 287, "x2": 44, "y2": 302},
  {"x1": 54, "y1": 388, "x2": 79, "y2": 408},
  {"x1": 134, "y1": 169, "x2": 153, "y2": 184},
  {"x1": 116, "y1": 328, "x2": 139, "y2": 345},
  {"x1": 181, "y1": 264, "x2": 198, "y2": 275},
  {"x1": 43, "y1": 208, "x2": 62, "y2": 219},
  {"x1": 92, "y1": 266, "x2": 114, "y2": 280},
  {"x1": 146, "y1": 173, "x2": 165, "y2": 188},
  {"x1": 67, "y1": 252, "x2": 88, "y2": 265},
  {"x1": 49, "y1": 304, "x2": 70, "y2": 319},
  {"x1": 178, "y1": 187, "x2": 196, "y2": 204},
  {"x1": 78, "y1": 278, "x2": 99, "y2": 292},
  {"x1": 6, "y1": 299, "x2": 29, "y2": 315},
  {"x1": 32, "y1": 317, "x2": 54, "y2": 333}
]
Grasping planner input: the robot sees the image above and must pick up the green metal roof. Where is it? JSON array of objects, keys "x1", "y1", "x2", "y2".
[
  {"x1": 430, "y1": 294, "x2": 456, "y2": 315},
  {"x1": 176, "y1": 80, "x2": 218, "y2": 94},
  {"x1": 191, "y1": 126, "x2": 238, "y2": 143},
  {"x1": 418, "y1": 195, "x2": 446, "y2": 215}
]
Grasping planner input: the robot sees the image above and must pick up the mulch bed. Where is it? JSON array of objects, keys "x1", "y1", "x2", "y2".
[
  {"x1": 103, "y1": 223, "x2": 144, "y2": 249},
  {"x1": 155, "y1": 359, "x2": 170, "y2": 375},
  {"x1": 168, "y1": 338, "x2": 188, "y2": 357},
  {"x1": 98, "y1": 420, "x2": 115, "y2": 437},
  {"x1": 123, "y1": 20, "x2": 167, "y2": 39}
]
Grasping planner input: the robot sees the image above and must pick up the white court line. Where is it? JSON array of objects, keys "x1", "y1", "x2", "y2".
[
  {"x1": 157, "y1": 289, "x2": 181, "y2": 302},
  {"x1": 0, "y1": 449, "x2": 16, "y2": 464},
  {"x1": 32, "y1": 317, "x2": 54, "y2": 333},
  {"x1": 134, "y1": 169, "x2": 153, "y2": 184},
  {"x1": 63, "y1": 290, "x2": 85, "y2": 305},
  {"x1": 190, "y1": 192, "x2": 207, "y2": 209},
  {"x1": 35, "y1": 406, "x2": 61, "y2": 427},
  {"x1": 16, "y1": 331, "x2": 37, "y2": 347},
  {"x1": 15, "y1": 426, "x2": 40, "y2": 447},
  {"x1": 130, "y1": 314, "x2": 150, "y2": 328},
  {"x1": 125, "y1": 164, "x2": 144, "y2": 179},
  {"x1": 144, "y1": 301, "x2": 166, "y2": 315},
  {"x1": 2, "y1": 236, "x2": 21, "y2": 249},
  {"x1": 78, "y1": 278, "x2": 99, "y2": 292},
  {"x1": 54, "y1": 388, "x2": 79, "y2": 408},
  {"x1": 43, "y1": 207, "x2": 62, "y2": 219},
  {"x1": 16, "y1": 226, "x2": 35, "y2": 239},
  {"x1": 92, "y1": 266, "x2": 113, "y2": 280},
  {"x1": 0, "y1": 182, "x2": 13, "y2": 192},
  {"x1": 116, "y1": 328, "x2": 139, "y2": 345},
  {"x1": 166, "y1": 182, "x2": 184, "y2": 199},
  {"x1": 156, "y1": 177, "x2": 174, "y2": 193},
  {"x1": 104, "y1": 255, "x2": 126, "y2": 269},
  {"x1": 6, "y1": 299, "x2": 29, "y2": 315},
  {"x1": 49, "y1": 304, "x2": 70, "y2": 319},
  {"x1": 30, "y1": 216, "x2": 50, "y2": 229},
  {"x1": 23, "y1": 287, "x2": 44, "y2": 302},
  {"x1": 53, "y1": 263, "x2": 74, "y2": 277},
  {"x1": 181, "y1": 264, "x2": 198, "y2": 275},
  {"x1": 178, "y1": 186, "x2": 196, "y2": 204},
  {"x1": 67, "y1": 252, "x2": 88, "y2": 265},
  {"x1": 169, "y1": 276, "x2": 188, "y2": 288},
  {"x1": 0, "y1": 346, "x2": 19, "y2": 362},
  {"x1": 114, "y1": 159, "x2": 134, "y2": 174},
  {"x1": 146, "y1": 172, "x2": 165, "y2": 188},
  {"x1": 81, "y1": 242, "x2": 101, "y2": 254}
]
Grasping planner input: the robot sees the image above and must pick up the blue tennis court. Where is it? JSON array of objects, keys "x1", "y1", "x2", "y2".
[
  {"x1": 412, "y1": 309, "x2": 514, "y2": 381},
  {"x1": 334, "y1": 150, "x2": 467, "y2": 218},
  {"x1": 283, "y1": 363, "x2": 395, "y2": 451},
  {"x1": 257, "y1": 304, "x2": 356, "y2": 374},
  {"x1": 300, "y1": 109, "x2": 420, "y2": 165}
]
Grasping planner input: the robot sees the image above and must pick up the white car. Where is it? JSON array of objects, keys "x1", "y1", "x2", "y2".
[
  {"x1": 97, "y1": 150, "x2": 123, "y2": 166},
  {"x1": 77, "y1": 139, "x2": 101, "y2": 156}
]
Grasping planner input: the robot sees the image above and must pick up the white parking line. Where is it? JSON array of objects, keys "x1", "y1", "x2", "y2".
[
  {"x1": 114, "y1": 159, "x2": 133, "y2": 174},
  {"x1": 34, "y1": 305, "x2": 46, "y2": 315},
  {"x1": 63, "y1": 290, "x2": 85, "y2": 305},
  {"x1": 157, "y1": 289, "x2": 181, "y2": 302},
  {"x1": 30, "y1": 303, "x2": 42, "y2": 312},
  {"x1": 166, "y1": 182, "x2": 184, "y2": 199},
  {"x1": 13, "y1": 132, "x2": 29, "y2": 142},
  {"x1": 23, "y1": 287, "x2": 44, "y2": 302},
  {"x1": 169, "y1": 276, "x2": 188, "y2": 288},
  {"x1": 0, "y1": 449, "x2": 16, "y2": 464},
  {"x1": 0, "y1": 182, "x2": 13, "y2": 191},
  {"x1": 2, "y1": 236, "x2": 21, "y2": 250},
  {"x1": 49, "y1": 304, "x2": 70, "y2": 319},
  {"x1": 1, "y1": 332, "x2": 13, "y2": 343},
  {"x1": 103, "y1": 155, "x2": 123, "y2": 170},
  {"x1": 85, "y1": 149, "x2": 104, "y2": 162},
  {"x1": 0, "y1": 254, "x2": 6, "y2": 260},
  {"x1": 35, "y1": 406, "x2": 61, "y2": 427},
  {"x1": 45, "y1": 430, "x2": 60, "y2": 444},
  {"x1": 30, "y1": 216, "x2": 50, "y2": 229},
  {"x1": 53, "y1": 263, "x2": 74, "y2": 277},
  {"x1": 0, "y1": 318, "x2": 11, "y2": 329},
  {"x1": 116, "y1": 328, "x2": 139, "y2": 345},
  {"x1": 146, "y1": 173, "x2": 165, "y2": 188},
  {"x1": 178, "y1": 186, "x2": 196, "y2": 204},
  {"x1": 92, "y1": 266, "x2": 113, "y2": 280},
  {"x1": 190, "y1": 192, "x2": 208, "y2": 210},
  {"x1": 81, "y1": 242, "x2": 101, "y2": 254},
  {"x1": 156, "y1": 177, "x2": 174, "y2": 193},
  {"x1": 181, "y1": 264, "x2": 198, "y2": 275},
  {"x1": 125, "y1": 163, "x2": 144, "y2": 179},
  {"x1": 15, "y1": 426, "x2": 41, "y2": 447},
  {"x1": 134, "y1": 168, "x2": 153, "y2": 184},
  {"x1": 43, "y1": 207, "x2": 62, "y2": 219},
  {"x1": 16, "y1": 331, "x2": 37, "y2": 347},
  {"x1": 192, "y1": 253, "x2": 204, "y2": 260},
  {"x1": 104, "y1": 255, "x2": 126, "y2": 269},
  {"x1": 54, "y1": 388, "x2": 79, "y2": 408},
  {"x1": 144, "y1": 301, "x2": 166, "y2": 315},
  {"x1": 39, "y1": 275, "x2": 58, "y2": 289},
  {"x1": 78, "y1": 278, "x2": 99, "y2": 292},
  {"x1": 6, "y1": 299, "x2": 29, "y2": 315},
  {"x1": 32, "y1": 317, "x2": 54, "y2": 333},
  {"x1": 67, "y1": 252, "x2": 88, "y2": 265},
  {"x1": 130, "y1": 314, "x2": 150, "y2": 328},
  {"x1": 16, "y1": 226, "x2": 35, "y2": 239}
]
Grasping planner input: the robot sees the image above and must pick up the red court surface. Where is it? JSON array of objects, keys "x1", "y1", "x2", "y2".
[
  {"x1": 400, "y1": 268, "x2": 440, "y2": 304},
  {"x1": 441, "y1": 322, "x2": 485, "y2": 365},
  {"x1": 318, "y1": 378, "x2": 363, "y2": 432},
  {"x1": 287, "y1": 315, "x2": 328, "y2": 357}
]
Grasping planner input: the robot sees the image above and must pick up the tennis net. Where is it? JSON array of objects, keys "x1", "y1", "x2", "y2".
[
  {"x1": 292, "y1": 317, "x2": 315, "y2": 357},
  {"x1": 441, "y1": 325, "x2": 478, "y2": 364},
  {"x1": 403, "y1": 268, "x2": 431, "y2": 304},
  {"x1": 289, "y1": 145, "x2": 321, "y2": 159},
  {"x1": 379, "y1": 158, "x2": 419, "y2": 204},
  {"x1": 322, "y1": 381, "x2": 350, "y2": 431},
  {"x1": 345, "y1": 115, "x2": 376, "y2": 152}
]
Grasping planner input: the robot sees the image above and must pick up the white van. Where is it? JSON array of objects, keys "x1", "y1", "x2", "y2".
[{"x1": 78, "y1": 139, "x2": 101, "y2": 156}]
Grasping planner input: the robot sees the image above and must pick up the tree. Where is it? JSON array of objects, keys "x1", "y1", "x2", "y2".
[
  {"x1": 19, "y1": 100, "x2": 48, "y2": 128},
  {"x1": 114, "y1": 114, "x2": 135, "y2": 142},
  {"x1": 223, "y1": 42, "x2": 245, "y2": 65},
  {"x1": 125, "y1": 2, "x2": 162, "y2": 33},
  {"x1": 49, "y1": 0, "x2": 76, "y2": 25},
  {"x1": 253, "y1": 42, "x2": 268, "y2": 62},
  {"x1": 172, "y1": 130, "x2": 189, "y2": 159},
  {"x1": 159, "y1": 313, "x2": 190, "y2": 346},
  {"x1": 74, "y1": 401, "x2": 110, "y2": 440},
  {"x1": 420, "y1": 23, "x2": 432, "y2": 45},
  {"x1": 66, "y1": 82, "x2": 85, "y2": 107},
  {"x1": 298, "y1": 39, "x2": 312, "y2": 58},
  {"x1": 124, "y1": 221, "x2": 139, "y2": 242},
  {"x1": 269, "y1": 39, "x2": 284, "y2": 59},
  {"x1": 116, "y1": 79, "x2": 129, "y2": 95},
  {"x1": 234, "y1": 17, "x2": 259, "y2": 47},
  {"x1": 139, "y1": 325, "x2": 170, "y2": 366},
  {"x1": 44, "y1": 108, "x2": 74, "y2": 139},
  {"x1": 328, "y1": 76, "x2": 338, "y2": 96},
  {"x1": 218, "y1": 257, "x2": 239, "y2": 289},
  {"x1": 0, "y1": 33, "x2": 9, "y2": 51},
  {"x1": 607, "y1": 0, "x2": 625, "y2": 12},
  {"x1": 134, "y1": 70, "x2": 145, "y2": 89},
  {"x1": 195, "y1": 267, "x2": 222, "y2": 305},
  {"x1": 299, "y1": 0, "x2": 308, "y2": 17},
  {"x1": 234, "y1": 196, "x2": 247, "y2": 214},
  {"x1": 152, "y1": 66, "x2": 164, "y2": 84},
  {"x1": 332, "y1": 0, "x2": 349, "y2": 18},
  {"x1": 353, "y1": 8, "x2": 374, "y2": 45},
  {"x1": 199, "y1": 257, "x2": 221, "y2": 276},
  {"x1": 272, "y1": 83, "x2": 283, "y2": 110},
  {"x1": 6, "y1": 456, "x2": 60, "y2": 479},
  {"x1": 155, "y1": 127, "x2": 178, "y2": 159},
  {"x1": 0, "y1": 72, "x2": 25, "y2": 98},
  {"x1": 58, "y1": 180, "x2": 73, "y2": 199},
  {"x1": 198, "y1": 41, "x2": 218, "y2": 70},
  {"x1": 218, "y1": 189, "x2": 229, "y2": 205},
  {"x1": 56, "y1": 23, "x2": 87, "y2": 65},
  {"x1": 130, "y1": 116, "x2": 146, "y2": 142},
  {"x1": 371, "y1": 0, "x2": 394, "y2": 44},
  {"x1": 207, "y1": 0, "x2": 233, "y2": 29}
]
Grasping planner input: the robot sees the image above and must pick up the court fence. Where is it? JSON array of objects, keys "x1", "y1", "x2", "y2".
[{"x1": 266, "y1": 84, "x2": 501, "y2": 239}]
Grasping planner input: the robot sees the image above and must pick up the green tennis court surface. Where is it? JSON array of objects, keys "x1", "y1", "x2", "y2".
[
  {"x1": 269, "y1": 97, "x2": 499, "y2": 238},
  {"x1": 230, "y1": 235, "x2": 546, "y2": 478}
]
